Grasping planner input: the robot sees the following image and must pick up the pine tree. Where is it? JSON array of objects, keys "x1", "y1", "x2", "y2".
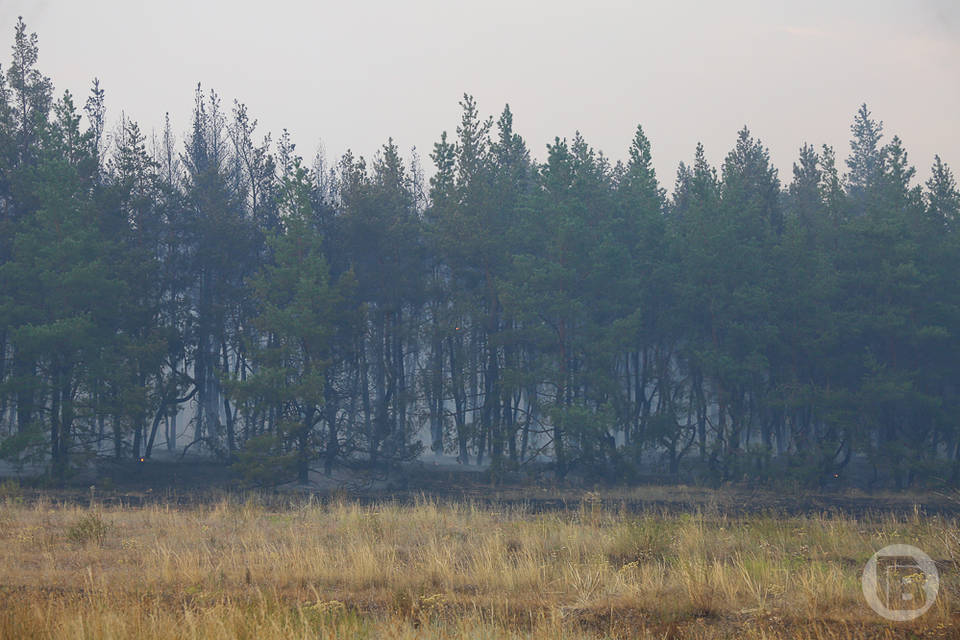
[
  {"x1": 235, "y1": 152, "x2": 357, "y2": 484},
  {"x1": 0, "y1": 90, "x2": 123, "y2": 479},
  {"x1": 846, "y1": 103, "x2": 885, "y2": 216}
]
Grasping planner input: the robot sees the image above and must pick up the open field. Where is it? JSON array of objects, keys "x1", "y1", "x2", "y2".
[{"x1": 1, "y1": 490, "x2": 958, "y2": 639}]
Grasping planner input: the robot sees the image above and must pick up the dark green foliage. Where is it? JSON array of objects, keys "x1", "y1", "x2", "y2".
[{"x1": 0, "y1": 20, "x2": 958, "y2": 489}]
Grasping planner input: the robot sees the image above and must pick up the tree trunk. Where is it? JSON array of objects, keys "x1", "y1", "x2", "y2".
[
  {"x1": 324, "y1": 378, "x2": 338, "y2": 477},
  {"x1": 429, "y1": 329, "x2": 444, "y2": 453},
  {"x1": 14, "y1": 350, "x2": 34, "y2": 434}
]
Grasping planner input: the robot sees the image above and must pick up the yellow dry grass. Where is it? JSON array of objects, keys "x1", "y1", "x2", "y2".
[{"x1": 0, "y1": 493, "x2": 957, "y2": 639}]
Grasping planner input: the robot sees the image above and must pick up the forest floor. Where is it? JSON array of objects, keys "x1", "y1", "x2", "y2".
[
  {"x1": 5, "y1": 455, "x2": 960, "y2": 519},
  {"x1": 0, "y1": 481, "x2": 958, "y2": 639}
]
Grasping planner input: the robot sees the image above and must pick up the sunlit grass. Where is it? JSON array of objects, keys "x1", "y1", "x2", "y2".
[{"x1": 0, "y1": 494, "x2": 956, "y2": 638}]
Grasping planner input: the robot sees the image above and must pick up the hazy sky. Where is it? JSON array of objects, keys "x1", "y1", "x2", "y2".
[{"x1": 2, "y1": 0, "x2": 957, "y2": 189}]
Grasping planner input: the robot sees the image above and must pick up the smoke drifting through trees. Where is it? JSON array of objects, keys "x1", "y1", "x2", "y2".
[{"x1": 1, "y1": 19, "x2": 958, "y2": 488}]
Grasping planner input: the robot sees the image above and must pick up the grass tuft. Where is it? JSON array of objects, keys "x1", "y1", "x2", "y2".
[{"x1": 65, "y1": 510, "x2": 110, "y2": 547}]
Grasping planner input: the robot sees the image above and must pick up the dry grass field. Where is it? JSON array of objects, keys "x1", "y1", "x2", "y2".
[{"x1": 0, "y1": 488, "x2": 958, "y2": 639}]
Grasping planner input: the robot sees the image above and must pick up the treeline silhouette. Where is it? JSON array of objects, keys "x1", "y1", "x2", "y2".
[{"x1": 1, "y1": 19, "x2": 958, "y2": 488}]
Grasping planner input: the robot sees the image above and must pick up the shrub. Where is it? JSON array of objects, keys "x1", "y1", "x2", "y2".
[
  {"x1": 66, "y1": 512, "x2": 110, "y2": 547},
  {"x1": 0, "y1": 478, "x2": 21, "y2": 501}
]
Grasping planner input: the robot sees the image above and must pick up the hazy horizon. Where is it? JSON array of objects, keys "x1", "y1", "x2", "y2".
[{"x1": 2, "y1": 0, "x2": 957, "y2": 189}]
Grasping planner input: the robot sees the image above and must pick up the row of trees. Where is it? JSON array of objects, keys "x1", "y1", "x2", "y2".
[{"x1": 1, "y1": 20, "x2": 958, "y2": 487}]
